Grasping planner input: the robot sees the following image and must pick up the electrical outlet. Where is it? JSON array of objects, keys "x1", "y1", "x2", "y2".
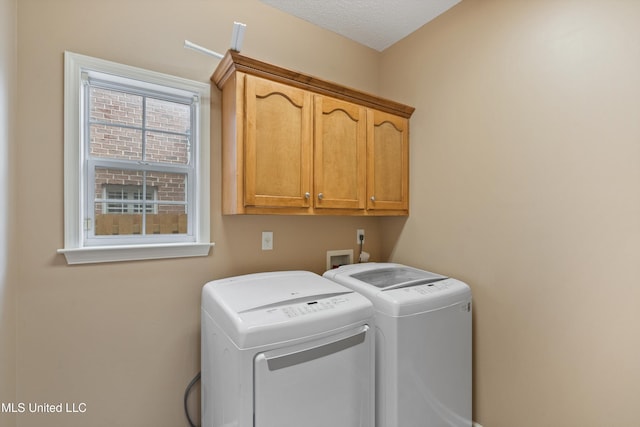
[
  {"x1": 262, "y1": 231, "x2": 273, "y2": 250},
  {"x1": 356, "y1": 229, "x2": 365, "y2": 244}
]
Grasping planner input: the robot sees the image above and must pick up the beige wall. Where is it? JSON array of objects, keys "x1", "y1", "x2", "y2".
[
  {"x1": 17, "y1": 1, "x2": 640, "y2": 426},
  {"x1": 15, "y1": 1, "x2": 381, "y2": 426},
  {"x1": 0, "y1": 0, "x2": 17, "y2": 426},
  {"x1": 381, "y1": 1, "x2": 640, "y2": 426}
]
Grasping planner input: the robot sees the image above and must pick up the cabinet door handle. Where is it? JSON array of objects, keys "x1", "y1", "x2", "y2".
[
  {"x1": 370, "y1": 196, "x2": 376, "y2": 202},
  {"x1": 318, "y1": 193, "x2": 324, "y2": 200},
  {"x1": 304, "y1": 192, "x2": 310, "y2": 199}
]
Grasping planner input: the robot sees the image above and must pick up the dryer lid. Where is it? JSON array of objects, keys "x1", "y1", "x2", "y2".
[
  {"x1": 203, "y1": 271, "x2": 352, "y2": 313},
  {"x1": 202, "y1": 271, "x2": 373, "y2": 348}
]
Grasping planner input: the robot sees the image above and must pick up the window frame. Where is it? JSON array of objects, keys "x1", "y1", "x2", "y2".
[{"x1": 59, "y1": 52, "x2": 212, "y2": 264}]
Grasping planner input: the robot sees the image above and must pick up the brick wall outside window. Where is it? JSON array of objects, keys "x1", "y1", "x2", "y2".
[
  {"x1": 89, "y1": 86, "x2": 191, "y2": 235},
  {"x1": 90, "y1": 87, "x2": 189, "y2": 212}
]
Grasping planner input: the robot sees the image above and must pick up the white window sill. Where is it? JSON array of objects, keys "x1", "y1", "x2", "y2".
[{"x1": 57, "y1": 242, "x2": 214, "y2": 265}]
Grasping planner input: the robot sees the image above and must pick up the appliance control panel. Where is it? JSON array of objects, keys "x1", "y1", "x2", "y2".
[
  {"x1": 404, "y1": 278, "x2": 454, "y2": 295},
  {"x1": 278, "y1": 296, "x2": 350, "y2": 318},
  {"x1": 237, "y1": 292, "x2": 371, "y2": 334}
]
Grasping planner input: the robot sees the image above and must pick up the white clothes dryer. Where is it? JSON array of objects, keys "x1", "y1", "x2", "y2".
[
  {"x1": 201, "y1": 271, "x2": 375, "y2": 427},
  {"x1": 324, "y1": 263, "x2": 472, "y2": 427}
]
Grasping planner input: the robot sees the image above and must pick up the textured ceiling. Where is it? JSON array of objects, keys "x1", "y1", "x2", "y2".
[{"x1": 260, "y1": 0, "x2": 462, "y2": 51}]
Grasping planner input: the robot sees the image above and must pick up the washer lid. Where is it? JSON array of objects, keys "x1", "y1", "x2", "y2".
[
  {"x1": 202, "y1": 271, "x2": 373, "y2": 348},
  {"x1": 350, "y1": 266, "x2": 446, "y2": 290},
  {"x1": 323, "y1": 263, "x2": 471, "y2": 317}
]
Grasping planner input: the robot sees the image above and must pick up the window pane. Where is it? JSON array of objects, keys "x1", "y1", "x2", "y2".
[
  {"x1": 100, "y1": 184, "x2": 155, "y2": 214},
  {"x1": 95, "y1": 167, "x2": 146, "y2": 200},
  {"x1": 146, "y1": 206, "x2": 188, "y2": 235},
  {"x1": 93, "y1": 168, "x2": 187, "y2": 237},
  {"x1": 146, "y1": 97, "x2": 190, "y2": 133},
  {"x1": 90, "y1": 124, "x2": 143, "y2": 160},
  {"x1": 145, "y1": 132, "x2": 189, "y2": 164},
  {"x1": 90, "y1": 87, "x2": 142, "y2": 126},
  {"x1": 95, "y1": 169, "x2": 185, "y2": 203},
  {"x1": 93, "y1": 207, "x2": 188, "y2": 236},
  {"x1": 94, "y1": 208, "x2": 143, "y2": 236},
  {"x1": 146, "y1": 171, "x2": 187, "y2": 202}
]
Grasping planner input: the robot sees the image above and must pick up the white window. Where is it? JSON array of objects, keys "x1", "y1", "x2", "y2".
[
  {"x1": 59, "y1": 52, "x2": 212, "y2": 264},
  {"x1": 101, "y1": 185, "x2": 158, "y2": 215}
]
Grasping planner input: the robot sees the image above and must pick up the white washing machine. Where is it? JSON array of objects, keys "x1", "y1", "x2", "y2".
[
  {"x1": 323, "y1": 263, "x2": 472, "y2": 427},
  {"x1": 201, "y1": 271, "x2": 375, "y2": 427}
]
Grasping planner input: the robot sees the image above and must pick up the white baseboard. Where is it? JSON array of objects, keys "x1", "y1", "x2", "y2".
[{"x1": 473, "y1": 422, "x2": 483, "y2": 427}]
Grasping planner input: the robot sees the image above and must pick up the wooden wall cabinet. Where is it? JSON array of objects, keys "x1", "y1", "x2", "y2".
[
  {"x1": 212, "y1": 51, "x2": 414, "y2": 215},
  {"x1": 367, "y1": 109, "x2": 409, "y2": 212},
  {"x1": 244, "y1": 75, "x2": 313, "y2": 210},
  {"x1": 314, "y1": 95, "x2": 367, "y2": 211}
]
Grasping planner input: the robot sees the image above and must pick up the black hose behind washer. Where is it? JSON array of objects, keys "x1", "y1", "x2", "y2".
[{"x1": 184, "y1": 371, "x2": 201, "y2": 427}]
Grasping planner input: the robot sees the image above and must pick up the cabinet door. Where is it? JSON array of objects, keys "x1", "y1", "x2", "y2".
[
  {"x1": 314, "y1": 96, "x2": 366, "y2": 210},
  {"x1": 245, "y1": 75, "x2": 313, "y2": 208},
  {"x1": 367, "y1": 109, "x2": 409, "y2": 212}
]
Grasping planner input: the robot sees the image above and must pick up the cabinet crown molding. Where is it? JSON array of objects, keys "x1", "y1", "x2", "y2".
[{"x1": 211, "y1": 50, "x2": 415, "y2": 119}]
